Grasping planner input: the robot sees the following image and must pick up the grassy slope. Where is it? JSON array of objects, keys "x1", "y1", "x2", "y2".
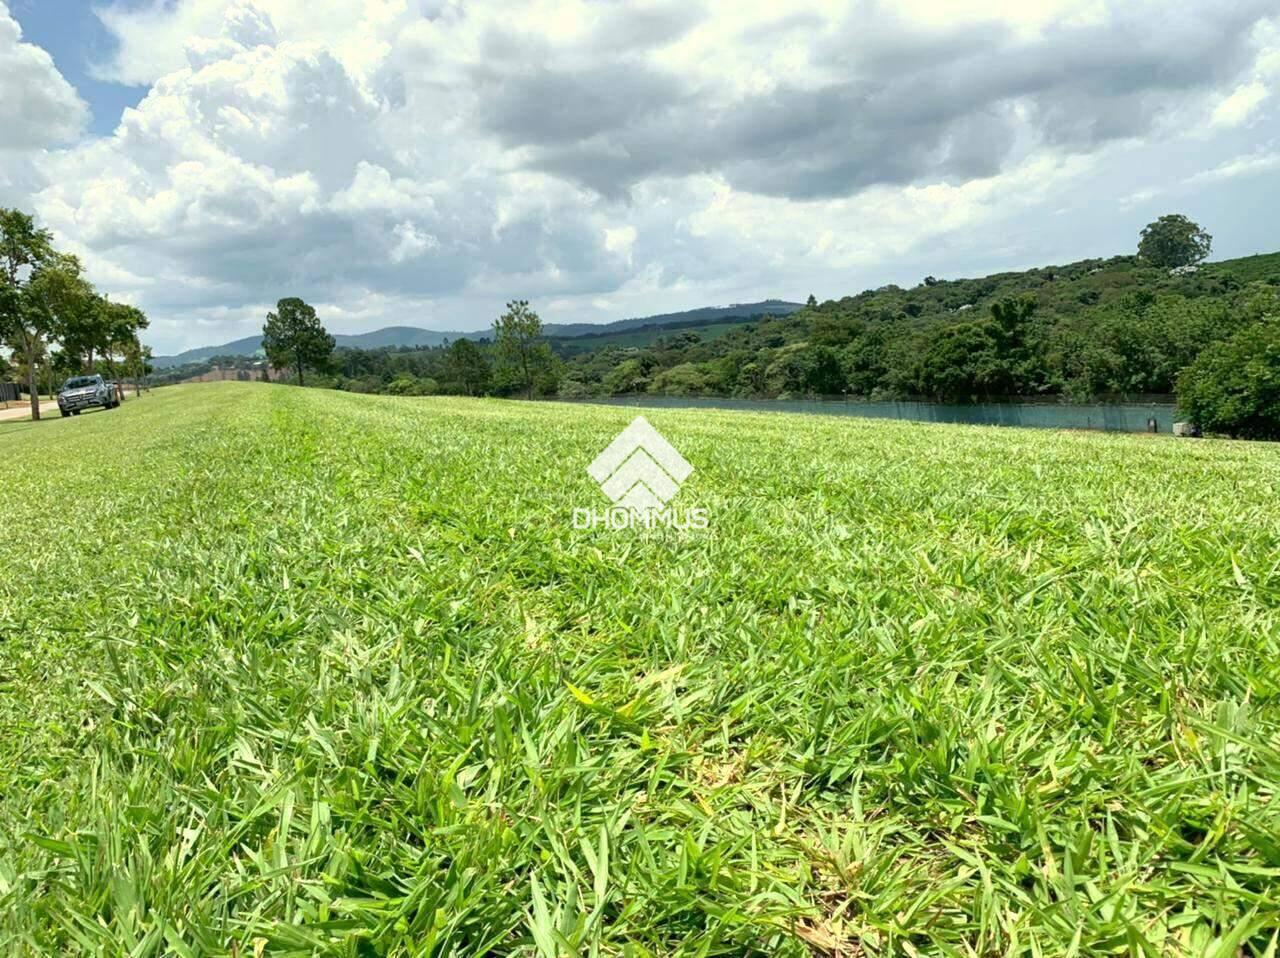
[{"x1": 1, "y1": 383, "x2": 1279, "y2": 955}]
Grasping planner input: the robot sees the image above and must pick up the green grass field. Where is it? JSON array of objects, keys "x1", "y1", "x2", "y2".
[{"x1": 2, "y1": 383, "x2": 1279, "y2": 956}]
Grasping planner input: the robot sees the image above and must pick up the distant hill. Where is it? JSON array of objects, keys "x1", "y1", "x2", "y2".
[
  {"x1": 150, "y1": 300, "x2": 803, "y2": 368},
  {"x1": 151, "y1": 326, "x2": 466, "y2": 368},
  {"x1": 152, "y1": 334, "x2": 269, "y2": 368},
  {"x1": 543, "y1": 300, "x2": 803, "y2": 338}
]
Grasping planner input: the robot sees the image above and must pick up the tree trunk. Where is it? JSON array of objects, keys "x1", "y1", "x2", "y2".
[
  {"x1": 297, "y1": 357, "x2": 304, "y2": 387},
  {"x1": 108, "y1": 355, "x2": 124, "y2": 401},
  {"x1": 17, "y1": 328, "x2": 40, "y2": 421},
  {"x1": 26, "y1": 353, "x2": 38, "y2": 420}
]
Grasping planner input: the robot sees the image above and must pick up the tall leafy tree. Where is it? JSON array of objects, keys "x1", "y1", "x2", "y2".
[
  {"x1": 986, "y1": 294, "x2": 1040, "y2": 394},
  {"x1": 1178, "y1": 320, "x2": 1280, "y2": 440},
  {"x1": 124, "y1": 340, "x2": 153, "y2": 397},
  {"x1": 493, "y1": 299, "x2": 553, "y2": 400},
  {"x1": 913, "y1": 322, "x2": 1000, "y2": 401},
  {"x1": 101, "y1": 302, "x2": 149, "y2": 401},
  {"x1": 0, "y1": 208, "x2": 55, "y2": 420},
  {"x1": 445, "y1": 337, "x2": 490, "y2": 396},
  {"x1": 29, "y1": 257, "x2": 139, "y2": 402},
  {"x1": 1138, "y1": 214, "x2": 1212, "y2": 269},
  {"x1": 262, "y1": 297, "x2": 334, "y2": 386},
  {"x1": 48, "y1": 278, "x2": 107, "y2": 374}
]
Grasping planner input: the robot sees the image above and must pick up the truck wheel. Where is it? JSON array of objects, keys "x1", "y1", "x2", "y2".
[
  {"x1": 73, "y1": 409, "x2": 81, "y2": 416},
  {"x1": 61, "y1": 409, "x2": 69, "y2": 417}
]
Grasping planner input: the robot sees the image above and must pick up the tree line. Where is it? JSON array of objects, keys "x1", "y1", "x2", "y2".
[
  {"x1": 255, "y1": 297, "x2": 561, "y2": 399},
  {"x1": 249, "y1": 214, "x2": 1280, "y2": 438},
  {"x1": 0, "y1": 208, "x2": 151, "y2": 420}
]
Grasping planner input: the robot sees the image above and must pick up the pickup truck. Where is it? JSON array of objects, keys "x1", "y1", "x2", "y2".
[{"x1": 57, "y1": 375, "x2": 119, "y2": 416}]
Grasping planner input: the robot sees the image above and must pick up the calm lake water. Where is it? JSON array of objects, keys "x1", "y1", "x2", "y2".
[{"x1": 575, "y1": 395, "x2": 1181, "y2": 434}]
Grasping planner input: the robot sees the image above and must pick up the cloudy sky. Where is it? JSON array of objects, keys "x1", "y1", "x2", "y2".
[{"x1": 2, "y1": 0, "x2": 1278, "y2": 355}]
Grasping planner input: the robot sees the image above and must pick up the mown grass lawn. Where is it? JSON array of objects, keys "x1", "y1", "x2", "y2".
[{"x1": 1, "y1": 382, "x2": 1279, "y2": 956}]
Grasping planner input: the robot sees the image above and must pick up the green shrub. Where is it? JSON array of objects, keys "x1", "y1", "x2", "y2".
[
  {"x1": 384, "y1": 376, "x2": 420, "y2": 395},
  {"x1": 1177, "y1": 321, "x2": 1280, "y2": 439},
  {"x1": 648, "y1": 361, "x2": 711, "y2": 396}
]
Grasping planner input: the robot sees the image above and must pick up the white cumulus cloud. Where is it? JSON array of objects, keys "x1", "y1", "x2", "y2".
[
  {"x1": 0, "y1": 1, "x2": 88, "y2": 204},
  {"x1": 0, "y1": 2, "x2": 87, "y2": 149}
]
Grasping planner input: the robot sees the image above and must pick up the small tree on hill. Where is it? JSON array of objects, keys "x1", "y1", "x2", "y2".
[
  {"x1": 493, "y1": 299, "x2": 553, "y2": 400},
  {"x1": 262, "y1": 297, "x2": 334, "y2": 386},
  {"x1": 1138, "y1": 214, "x2": 1212, "y2": 270}
]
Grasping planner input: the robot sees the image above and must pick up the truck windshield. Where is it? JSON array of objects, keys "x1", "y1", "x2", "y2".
[{"x1": 64, "y1": 377, "x2": 99, "y2": 388}]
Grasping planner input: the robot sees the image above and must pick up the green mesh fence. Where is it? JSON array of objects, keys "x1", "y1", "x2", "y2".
[{"x1": 578, "y1": 395, "x2": 1181, "y2": 433}]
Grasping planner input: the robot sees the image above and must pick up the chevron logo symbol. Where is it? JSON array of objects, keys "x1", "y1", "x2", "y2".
[{"x1": 586, "y1": 416, "x2": 693, "y2": 512}]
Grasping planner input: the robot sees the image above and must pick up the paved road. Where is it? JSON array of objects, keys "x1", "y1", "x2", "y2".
[{"x1": 0, "y1": 399, "x2": 61, "y2": 422}]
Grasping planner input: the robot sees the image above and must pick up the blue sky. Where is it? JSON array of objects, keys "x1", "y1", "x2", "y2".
[
  {"x1": 1, "y1": 0, "x2": 1278, "y2": 354},
  {"x1": 7, "y1": 0, "x2": 144, "y2": 135}
]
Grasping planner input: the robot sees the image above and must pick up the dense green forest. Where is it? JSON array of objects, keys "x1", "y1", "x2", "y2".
[{"x1": 556, "y1": 241, "x2": 1279, "y2": 405}]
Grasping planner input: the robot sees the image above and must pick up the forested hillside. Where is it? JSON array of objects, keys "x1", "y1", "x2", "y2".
[
  {"x1": 267, "y1": 248, "x2": 1277, "y2": 408},
  {"x1": 559, "y1": 251, "x2": 1280, "y2": 403}
]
